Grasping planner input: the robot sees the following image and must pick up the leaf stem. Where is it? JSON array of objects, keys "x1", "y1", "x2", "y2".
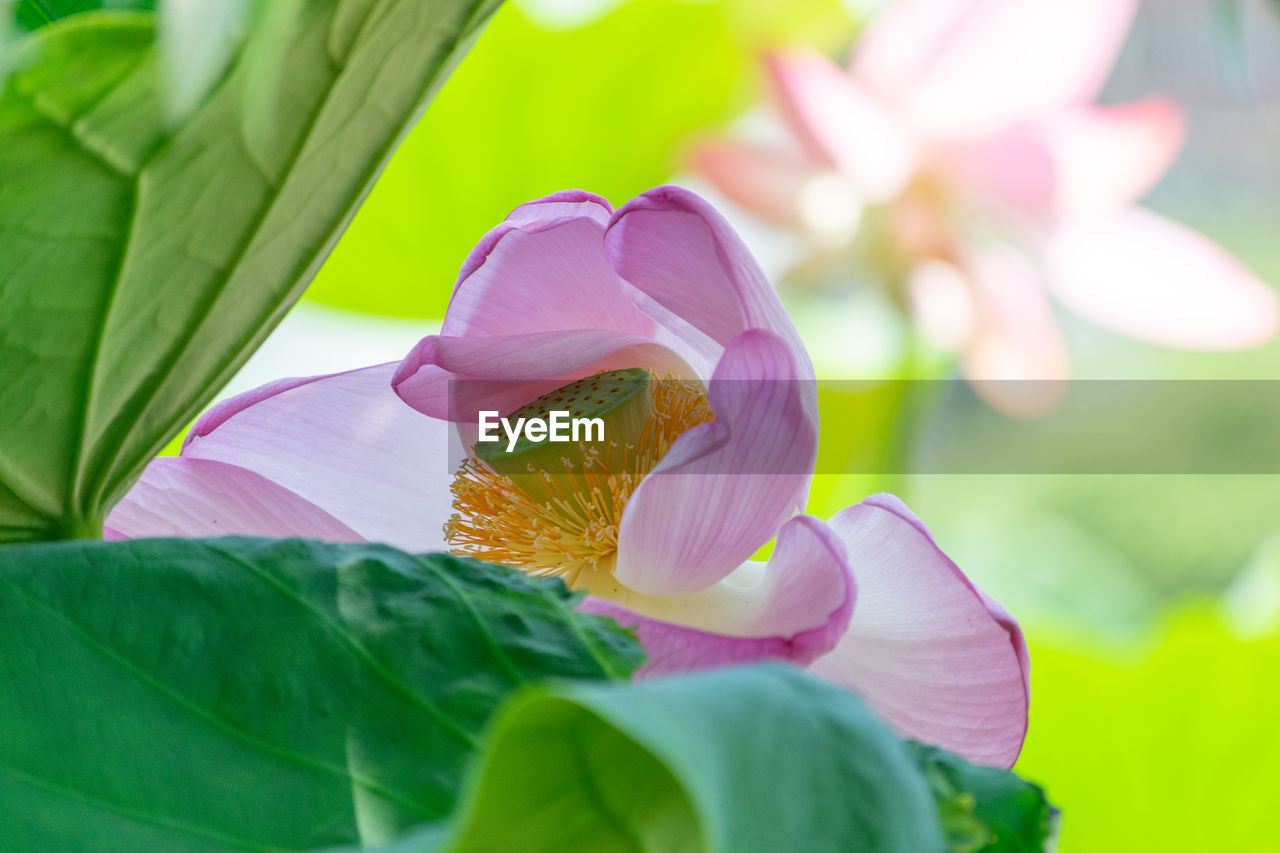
[{"x1": 54, "y1": 514, "x2": 105, "y2": 540}]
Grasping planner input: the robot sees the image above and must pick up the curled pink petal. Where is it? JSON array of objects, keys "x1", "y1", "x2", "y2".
[
  {"x1": 503, "y1": 188, "x2": 613, "y2": 228},
  {"x1": 746, "y1": 515, "x2": 854, "y2": 638},
  {"x1": 580, "y1": 515, "x2": 854, "y2": 677},
  {"x1": 1046, "y1": 207, "x2": 1279, "y2": 350},
  {"x1": 393, "y1": 330, "x2": 695, "y2": 422},
  {"x1": 614, "y1": 330, "x2": 817, "y2": 596},
  {"x1": 108, "y1": 457, "x2": 363, "y2": 541},
  {"x1": 605, "y1": 185, "x2": 810, "y2": 367},
  {"x1": 186, "y1": 373, "x2": 335, "y2": 451},
  {"x1": 444, "y1": 190, "x2": 654, "y2": 339},
  {"x1": 853, "y1": 0, "x2": 1140, "y2": 138},
  {"x1": 765, "y1": 49, "x2": 918, "y2": 201},
  {"x1": 182, "y1": 363, "x2": 453, "y2": 552},
  {"x1": 458, "y1": 192, "x2": 612, "y2": 288},
  {"x1": 810, "y1": 493, "x2": 1030, "y2": 769}
]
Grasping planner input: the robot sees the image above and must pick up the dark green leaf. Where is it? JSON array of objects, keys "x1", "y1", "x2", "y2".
[
  {"x1": 909, "y1": 743, "x2": 1057, "y2": 853},
  {"x1": 12, "y1": 0, "x2": 155, "y2": 32},
  {"x1": 0, "y1": 0, "x2": 500, "y2": 542},
  {"x1": 365, "y1": 665, "x2": 947, "y2": 853},
  {"x1": 0, "y1": 537, "x2": 641, "y2": 850}
]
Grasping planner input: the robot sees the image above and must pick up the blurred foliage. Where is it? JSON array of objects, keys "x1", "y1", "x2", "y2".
[
  {"x1": 898, "y1": 474, "x2": 1280, "y2": 636},
  {"x1": 1017, "y1": 607, "x2": 1280, "y2": 852},
  {"x1": 809, "y1": 470, "x2": 1280, "y2": 641},
  {"x1": 1214, "y1": 0, "x2": 1280, "y2": 51},
  {"x1": 306, "y1": 0, "x2": 855, "y2": 318}
]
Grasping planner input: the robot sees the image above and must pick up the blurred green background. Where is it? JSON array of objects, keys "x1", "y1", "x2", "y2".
[{"x1": 218, "y1": 0, "x2": 1280, "y2": 848}]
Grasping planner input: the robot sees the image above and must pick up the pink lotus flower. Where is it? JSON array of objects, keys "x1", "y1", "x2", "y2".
[
  {"x1": 110, "y1": 187, "x2": 1029, "y2": 767},
  {"x1": 697, "y1": 0, "x2": 1277, "y2": 404}
]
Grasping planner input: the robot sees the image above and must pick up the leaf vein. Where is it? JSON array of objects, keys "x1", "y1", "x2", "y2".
[
  {"x1": 0, "y1": 759, "x2": 280, "y2": 851},
  {"x1": 9, "y1": 582, "x2": 436, "y2": 819},
  {"x1": 208, "y1": 541, "x2": 478, "y2": 747}
]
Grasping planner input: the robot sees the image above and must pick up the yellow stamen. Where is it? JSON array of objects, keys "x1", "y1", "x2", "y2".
[{"x1": 445, "y1": 373, "x2": 714, "y2": 587}]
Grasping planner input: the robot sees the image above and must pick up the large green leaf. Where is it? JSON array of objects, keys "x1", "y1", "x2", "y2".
[
  {"x1": 364, "y1": 665, "x2": 949, "y2": 853},
  {"x1": 0, "y1": 0, "x2": 499, "y2": 542},
  {"x1": 0, "y1": 537, "x2": 641, "y2": 850}
]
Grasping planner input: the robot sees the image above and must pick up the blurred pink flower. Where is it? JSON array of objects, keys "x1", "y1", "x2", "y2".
[
  {"x1": 697, "y1": 0, "x2": 1277, "y2": 407},
  {"x1": 110, "y1": 187, "x2": 1029, "y2": 767}
]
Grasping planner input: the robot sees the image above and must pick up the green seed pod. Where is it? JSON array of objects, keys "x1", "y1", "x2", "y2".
[{"x1": 475, "y1": 368, "x2": 654, "y2": 498}]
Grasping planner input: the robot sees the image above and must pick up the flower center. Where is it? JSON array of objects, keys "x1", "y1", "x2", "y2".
[{"x1": 445, "y1": 368, "x2": 714, "y2": 587}]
